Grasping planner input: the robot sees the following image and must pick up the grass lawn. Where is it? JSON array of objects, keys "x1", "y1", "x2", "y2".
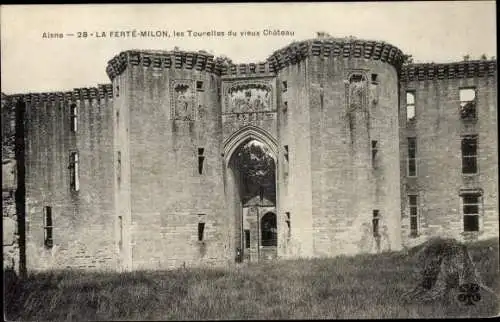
[{"x1": 4, "y1": 238, "x2": 499, "y2": 320}]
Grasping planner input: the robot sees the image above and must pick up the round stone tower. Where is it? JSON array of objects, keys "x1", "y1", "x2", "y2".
[
  {"x1": 105, "y1": 38, "x2": 405, "y2": 269},
  {"x1": 107, "y1": 50, "x2": 227, "y2": 270},
  {"x1": 269, "y1": 37, "x2": 404, "y2": 257}
]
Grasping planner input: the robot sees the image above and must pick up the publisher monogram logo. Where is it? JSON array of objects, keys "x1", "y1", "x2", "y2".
[{"x1": 457, "y1": 283, "x2": 481, "y2": 305}]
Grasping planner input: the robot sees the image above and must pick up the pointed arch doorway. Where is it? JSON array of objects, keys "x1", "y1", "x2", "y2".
[{"x1": 224, "y1": 126, "x2": 279, "y2": 263}]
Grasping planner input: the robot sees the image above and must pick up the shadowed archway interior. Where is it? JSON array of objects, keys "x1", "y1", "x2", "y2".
[
  {"x1": 261, "y1": 212, "x2": 277, "y2": 247},
  {"x1": 226, "y1": 137, "x2": 277, "y2": 262}
]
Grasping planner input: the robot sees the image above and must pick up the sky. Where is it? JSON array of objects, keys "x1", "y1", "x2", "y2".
[{"x1": 1, "y1": 2, "x2": 496, "y2": 94}]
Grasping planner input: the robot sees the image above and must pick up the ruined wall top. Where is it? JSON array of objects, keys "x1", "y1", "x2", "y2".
[
  {"x1": 401, "y1": 60, "x2": 497, "y2": 82},
  {"x1": 4, "y1": 38, "x2": 497, "y2": 103},
  {"x1": 2, "y1": 84, "x2": 113, "y2": 105}
]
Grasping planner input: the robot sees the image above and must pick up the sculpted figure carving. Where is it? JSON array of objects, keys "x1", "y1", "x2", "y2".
[
  {"x1": 173, "y1": 83, "x2": 193, "y2": 120},
  {"x1": 349, "y1": 79, "x2": 367, "y2": 110},
  {"x1": 227, "y1": 84, "x2": 272, "y2": 113}
]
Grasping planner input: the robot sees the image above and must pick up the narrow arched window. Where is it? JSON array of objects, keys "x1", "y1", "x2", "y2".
[
  {"x1": 69, "y1": 151, "x2": 79, "y2": 191},
  {"x1": 406, "y1": 92, "x2": 416, "y2": 122},
  {"x1": 70, "y1": 104, "x2": 78, "y2": 132}
]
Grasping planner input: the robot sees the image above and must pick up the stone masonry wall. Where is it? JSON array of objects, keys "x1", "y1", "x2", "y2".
[
  {"x1": 400, "y1": 61, "x2": 498, "y2": 247},
  {"x1": 21, "y1": 88, "x2": 116, "y2": 271},
  {"x1": 124, "y1": 62, "x2": 228, "y2": 270},
  {"x1": 307, "y1": 56, "x2": 401, "y2": 257},
  {"x1": 220, "y1": 74, "x2": 278, "y2": 260},
  {"x1": 277, "y1": 60, "x2": 314, "y2": 258},
  {"x1": 3, "y1": 39, "x2": 497, "y2": 273},
  {"x1": 2, "y1": 95, "x2": 19, "y2": 273}
]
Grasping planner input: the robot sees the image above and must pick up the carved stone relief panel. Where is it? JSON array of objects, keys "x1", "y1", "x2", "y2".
[
  {"x1": 170, "y1": 80, "x2": 196, "y2": 121},
  {"x1": 345, "y1": 71, "x2": 369, "y2": 113},
  {"x1": 223, "y1": 80, "x2": 275, "y2": 114}
]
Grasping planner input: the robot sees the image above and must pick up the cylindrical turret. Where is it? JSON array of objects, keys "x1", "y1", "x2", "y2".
[
  {"x1": 271, "y1": 37, "x2": 403, "y2": 257},
  {"x1": 107, "y1": 49, "x2": 227, "y2": 269}
]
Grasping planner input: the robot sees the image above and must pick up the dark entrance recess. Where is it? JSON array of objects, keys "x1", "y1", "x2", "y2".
[{"x1": 261, "y1": 212, "x2": 277, "y2": 246}]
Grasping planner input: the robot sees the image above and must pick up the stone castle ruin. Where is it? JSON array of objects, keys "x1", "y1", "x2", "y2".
[{"x1": 2, "y1": 36, "x2": 498, "y2": 274}]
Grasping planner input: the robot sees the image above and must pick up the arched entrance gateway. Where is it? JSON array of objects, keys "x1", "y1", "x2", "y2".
[{"x1": 224, "y1": 126, "x2": 279, "y2": 263}]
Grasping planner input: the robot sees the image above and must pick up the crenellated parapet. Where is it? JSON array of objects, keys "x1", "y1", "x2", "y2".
[
  {"x1": 4, "y1": 84, "x2": 113, "y2": 105},
  {"x1": 267, "y1": 38, "x2": 405, "y2": 72},
  {"x1": 401, "y1": 60, "x2": 497, "y2": 82},
  {"x1": 106, "y1": 50, "x2": 219, "y2": 80},
  {"x1": 106, "y1": 37, "x2": 406, "y2": 80},
  {"x1": 106, "y1": 49, "x2": 278, "y2": 79},
  {"x1": 220, "y1": 62, "x2": 273, "y2": 78}
]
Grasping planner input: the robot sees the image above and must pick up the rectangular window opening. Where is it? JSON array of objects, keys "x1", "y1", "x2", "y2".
[
  {"x1": 407, "y1": 137, "x2": 417, "y2": 177},
  {"x1": 198, "y1": 222, "x2": 205, "y2": 241},
  {"x1": 198, "y1": 147, "x2": 205, "y2": 175},
  {"x1": 462, "y1": 193, "x2": 480, "y2": 232},
  {"x1": 69, "y1": 152, "x2": 80, "y2": 191},
  {"x1": 406, "y1": 92, "x2": 416, "y2": 122},
  {"x1": 284, "y1": 145, "x2": 289, "y2": 162},
  {"x1": 116, "y1": 85, "x2": 120, "y2": 97},
  {"x1": 409, "y1": 195, "x2": 419, "y2": 237},
  {"x1": 462, "y1": 136, "x2": 478, "y2": 174},
  {"x1": 459, "y1": 88, "x2": 477, "y2": 120},
  {"x1": 350, "y1": 74, "x2": 364, "y2": 83},
  {"x1": 283, "y1": 101, "x2": 288, "y2": 112},
  {"x1": 118, "y1": 216, "x2": 123, "y2": 251},
  {"x1": 371, "y1": 74, "x2": 378, "y2": 84},
  {"x1": 244, "y1": 229, "x2": 250, "y2": 249},
  {"x1": 372, "y1": 210, "x2": 380, "y2": 237},
  {"x1": 70, "y1": 104, "x2": 78, "y2": 132},
  {"x1": 285, "y1": 212, "x2": 291, "y2": 237},
  {"x1": 371, "y1": 140, "x2": 378, "y2": 166},
  {"x1": 117, "y1": 151, "x2": 122, "y2": 186},
  {"x1": 196, "y1": 81, "x2": 204, "y2": 91},
  {"x1": 10, "y1": 117, "x2": 15, "y2": 132},
  {"x1": 282, "y1": 81, "x2": 288, "y2": 92},
  {"x1": 44, "y1": 206, "x2": 53, "y2": 249}
]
